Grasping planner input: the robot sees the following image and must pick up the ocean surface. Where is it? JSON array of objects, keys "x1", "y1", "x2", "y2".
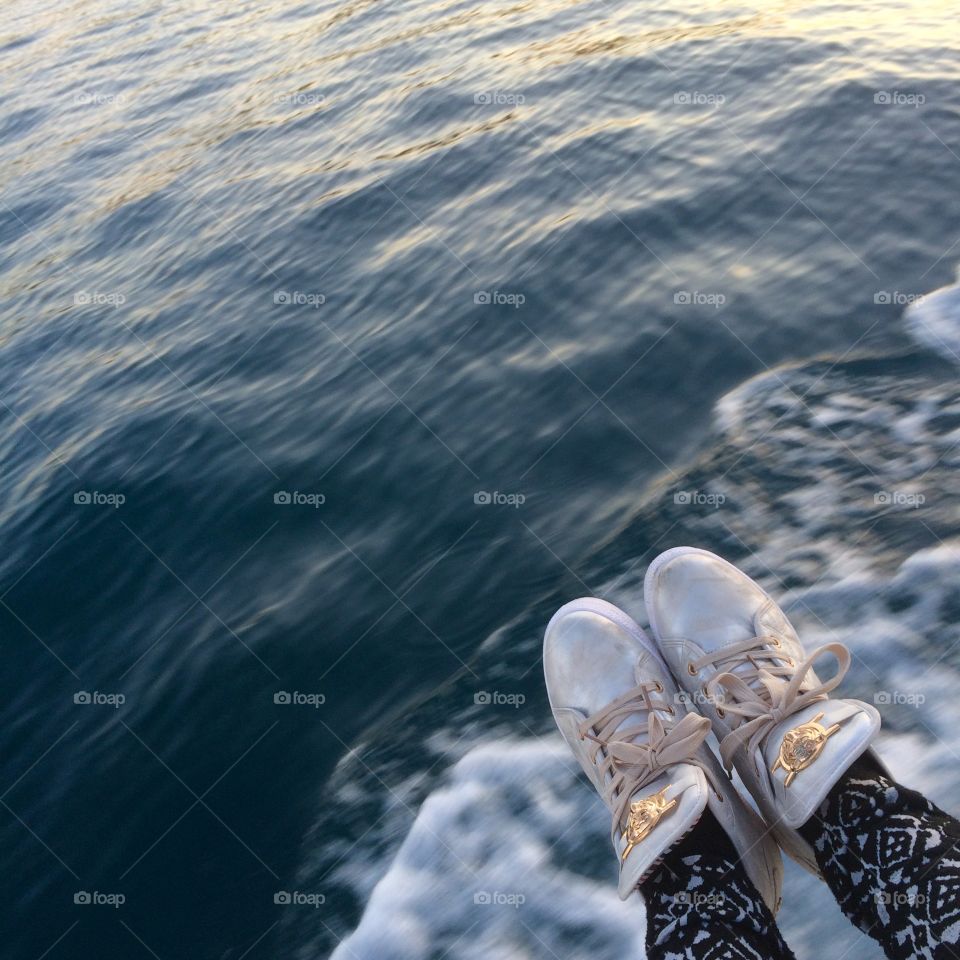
[{"x1": 2, "y1": 1, "x2": 959, "y2": 957}]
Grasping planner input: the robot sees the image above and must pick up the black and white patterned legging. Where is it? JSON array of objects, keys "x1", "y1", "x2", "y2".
[{"x1": 641, "y1": 756, "x2": 960, "y2": 960}]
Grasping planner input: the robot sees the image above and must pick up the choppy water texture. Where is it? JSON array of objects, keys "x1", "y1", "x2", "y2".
[{"x1": 2, "y1": 1, "x2": 959, "y2": 957}]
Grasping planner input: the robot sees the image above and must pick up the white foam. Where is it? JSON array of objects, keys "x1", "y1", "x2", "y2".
[
  {"x1": 331, "y1": 737, "x2": 646, "y2": 960},
  {"x1": 331, "y1": 355, "x2": 960, "y2": 959},
  {"x1": 906, "y1": 273, "x2": 960, "y2": 363},
  {"x1": 781, "y1": 541, "x2": 960, "y2": 806}
]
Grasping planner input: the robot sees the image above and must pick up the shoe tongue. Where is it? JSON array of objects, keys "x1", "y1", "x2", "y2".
[
  {"x1": 715, "y1": 602, "x2": 801, "y2": 702},
  {"x1": 612, "y1": 650, "x2": 668, "y2": 733},
  {"x1": 705, "y1": 600, "x2": 799, "y2": 699},
  {"x1": 761, "y1": 699, "x2": 881, "y2": 828},
  {"x1": 588, "y1": 652, "x2": 671, "y2": 795}
]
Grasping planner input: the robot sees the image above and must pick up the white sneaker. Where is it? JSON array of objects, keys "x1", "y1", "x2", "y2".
[
  {"x1": 644, "y1": 546, "x2": 886, "y2": 875},
  {"x1": 543, "y1": 597, "x2": 783, "y2": 909}
]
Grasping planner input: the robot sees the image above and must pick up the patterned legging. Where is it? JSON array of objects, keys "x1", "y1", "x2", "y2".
[{"x1": 641, "y1": 756, "x2": 960, "y2": 960}]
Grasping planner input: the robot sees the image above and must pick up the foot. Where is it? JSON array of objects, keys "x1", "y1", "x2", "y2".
[
  {"x1": 644, "y1": 547, "x2": 885, "y2": 875},
  {"x1": 543, "y1": 597, "x2": 782, "y2": 908}
]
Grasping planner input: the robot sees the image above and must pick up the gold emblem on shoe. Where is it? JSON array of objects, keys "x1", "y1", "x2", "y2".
[
  {"x1": 772, "y1": 712, "x2": 840, "y2": 787},
  {"x1": 621, "y1": 786, "x2": 677, "y2": 861}
]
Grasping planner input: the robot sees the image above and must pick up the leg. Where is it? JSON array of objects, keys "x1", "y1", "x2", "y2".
[
  {"x1": 799, "y1": 754, "x2": 960, "y2": 960},
  {"x1": 642, "y1": 811, "x2": 797, "y2": 960}
]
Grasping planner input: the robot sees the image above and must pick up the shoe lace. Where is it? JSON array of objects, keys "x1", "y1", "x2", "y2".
[
  {"x1": 577, "y1": 682, "x2": 714, "y2": 837},
  {"x1": 698, "y1": 638, "x2": 852, "y2": 773}
]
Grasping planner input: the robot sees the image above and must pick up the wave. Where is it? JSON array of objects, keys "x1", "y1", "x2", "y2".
[
  {"x1": 906, "y1": 272, "x2": 960, "y2": 364},
  {"x1": 295, "y1": 322, "x2": 960, "y2": 959}
]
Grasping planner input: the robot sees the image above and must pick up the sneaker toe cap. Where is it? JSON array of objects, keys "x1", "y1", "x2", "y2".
[
  {"x1": 544, "y1": 605, "x2": 648, "y2": 714},
  {"x1": 646, "y1": 549, "x2": 763, "y2": 648}
]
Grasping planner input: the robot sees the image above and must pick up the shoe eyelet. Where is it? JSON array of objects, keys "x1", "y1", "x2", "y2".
[
  {"x1": 687, "y1": 662, "x2": 697, "y2": 676},
  {"x1": 716, "y1": 707, "x2": 726, "y2": 718},
  {"x1": 664, "y1": 705, "x2": 675, "y2": 716},
  {"x1": 653, "y1": 680, "x2": 664, "y2": 693},
  {"x1": 770, "y1": 638, "x2": 781, "y2": 648},
  {"x1": 785, "y1": 657, "x2": 794, "y2": 666}
]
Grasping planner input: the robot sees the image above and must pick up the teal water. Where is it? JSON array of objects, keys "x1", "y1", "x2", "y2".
[{"x1": 2, "y1": 0, "x2": 959, "y2": 957}]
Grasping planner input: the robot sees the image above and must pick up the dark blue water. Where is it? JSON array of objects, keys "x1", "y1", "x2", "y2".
[{"x1": 3, "y1": 1, "x2": 959, "y2": 957}]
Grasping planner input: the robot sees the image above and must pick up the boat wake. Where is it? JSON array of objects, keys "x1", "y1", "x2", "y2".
[{"x1": 295, "y1": 280, "x2": 960, "y2": 959}]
